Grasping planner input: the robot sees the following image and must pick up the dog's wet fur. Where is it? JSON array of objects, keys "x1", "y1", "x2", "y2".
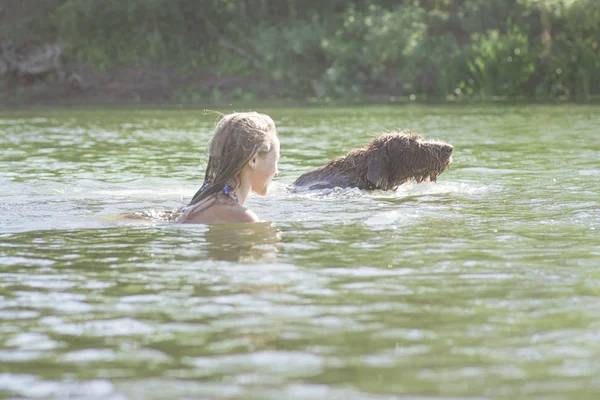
[{"x1": 293, "y1": 130, "x2": 453, "y2": 191}]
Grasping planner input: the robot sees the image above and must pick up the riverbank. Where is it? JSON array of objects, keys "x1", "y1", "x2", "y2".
[
  {"x1": 3, "y1": 64, "x2": 597, "y2": 109},
  {"x1": 0, "y1": 64, "x2": 278, "y2": 108},
  {"x1": 2, "y1": 1, "x2": 598, "y2": 109}
]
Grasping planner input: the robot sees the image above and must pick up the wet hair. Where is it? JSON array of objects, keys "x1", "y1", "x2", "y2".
[{"x1": 188, "y1": 112, "x2": 277, "y2": 206}]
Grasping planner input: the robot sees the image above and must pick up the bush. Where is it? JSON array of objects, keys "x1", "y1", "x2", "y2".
[
  {"x1": 322, "y1": 4, "x2": 427, "y2": 97},
  {"x1": 52, "y1": 0, "x2": 201, "y2": 69},
  {"x1": 539, "y1": 0, "x2": 600, "y2": 100},
  {"x1": 252, "y1": 17, "x2": 329, "y2": 96},
  {"x1": 464, "y1": 26, "x2": 536, "y2": 97}
]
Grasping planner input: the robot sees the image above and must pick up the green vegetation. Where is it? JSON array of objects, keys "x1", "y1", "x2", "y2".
[{"x1": 2, "y1": 0, "x2": 599, "y2": 101}]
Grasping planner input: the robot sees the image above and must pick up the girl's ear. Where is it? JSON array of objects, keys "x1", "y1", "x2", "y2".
[{"x1": 249, "y1": 157, "x2": 257, "y2": 170}]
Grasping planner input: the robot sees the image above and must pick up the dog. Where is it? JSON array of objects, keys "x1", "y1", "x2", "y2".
[{"x1": 293, "y1": 130, "x2": 453, "y2": 191}]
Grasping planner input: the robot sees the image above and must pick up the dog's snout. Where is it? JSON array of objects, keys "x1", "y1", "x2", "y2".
[{"x1": 443, "y1": 145, "x2": 453, "y2": 154}]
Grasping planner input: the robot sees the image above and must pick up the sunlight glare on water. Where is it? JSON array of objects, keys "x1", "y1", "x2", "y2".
[{"x1": 0, "y1": 105, "x2": 599, "y2": 399}]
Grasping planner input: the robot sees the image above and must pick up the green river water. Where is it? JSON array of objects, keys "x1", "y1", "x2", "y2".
[{"x1": 0, "y1": 105, "x2": 599, "y2": 399}]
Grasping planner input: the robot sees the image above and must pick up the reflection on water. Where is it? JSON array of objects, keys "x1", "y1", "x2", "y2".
[
  {"x1": 1, "y1": 106, "x2": 599, "y2": 399},
  {"x1": 202, "y1": 222, "x2": 281, "y2": 263}
]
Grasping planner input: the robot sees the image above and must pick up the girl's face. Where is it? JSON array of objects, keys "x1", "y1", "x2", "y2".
[{"x1": 250, "y1": 135, "x2": 280, "y2": 196}]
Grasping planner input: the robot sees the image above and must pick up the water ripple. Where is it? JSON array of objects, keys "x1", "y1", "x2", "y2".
[{"x1": 1, "y1": 106, "x2": 600, "y2": 399}]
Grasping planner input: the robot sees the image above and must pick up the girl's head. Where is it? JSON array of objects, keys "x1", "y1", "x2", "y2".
[{"x1": 189, "y1": 112, "x2": 280, "y2": 206}]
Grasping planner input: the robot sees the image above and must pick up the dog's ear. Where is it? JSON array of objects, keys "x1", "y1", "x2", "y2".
[{"x1": 366, "y1": 148, "x2": 388, "y2": 188}]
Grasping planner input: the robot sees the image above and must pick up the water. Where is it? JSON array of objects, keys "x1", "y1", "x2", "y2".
[{"x1": 1, "y1": 105, "x2": 599, "y2": 399}]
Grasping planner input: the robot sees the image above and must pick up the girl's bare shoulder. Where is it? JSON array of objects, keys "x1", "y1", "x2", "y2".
[
  {"x1": 217, "y1": 203, "x2": 260, "y2": 223},
  {"x1": 182, "y1": 202, "x2": 259, "y2": 224}
]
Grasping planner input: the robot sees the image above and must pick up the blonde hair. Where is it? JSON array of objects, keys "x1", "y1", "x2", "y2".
[{"x1": 188, "y1": 112, "x2": 277, "y2": 206}]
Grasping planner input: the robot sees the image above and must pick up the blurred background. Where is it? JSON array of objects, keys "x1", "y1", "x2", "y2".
[{"x1": 0, "y1": 0, "x2": 598, "y2": 106}]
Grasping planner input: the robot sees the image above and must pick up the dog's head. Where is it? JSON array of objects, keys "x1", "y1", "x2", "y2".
[{"x1": 364, "y1": 131, "x2": 453, "y2": 190}]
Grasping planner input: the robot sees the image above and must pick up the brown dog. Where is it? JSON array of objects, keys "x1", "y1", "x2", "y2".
[{"x1": 293, "y1": 130, "x2": 453, "y2": 191}]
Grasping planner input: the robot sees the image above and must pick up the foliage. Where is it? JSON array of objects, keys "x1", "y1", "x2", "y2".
[
  {"x1": 322, "y1": 4, "x2": 427, "y2": 97},
  {"x1": 52, "y1": 0, "x2": 191, "y2": 69},
  {"x1": 538, "y1": 0, "x2": 600, "y2": 99},
  {"x1": 3, "y1": 0, "x2": 599, "y2": 100},
  {"x1": 465, "y1": 26, "x2": 536, "y2": 97},
  {"x1": 252, "y1": 17, "x2": 329, "y2": 95}
]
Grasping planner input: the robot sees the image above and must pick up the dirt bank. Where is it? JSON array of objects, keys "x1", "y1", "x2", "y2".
[{"x1": 1, "y1": 64, "x2": 272, "y2": 108}]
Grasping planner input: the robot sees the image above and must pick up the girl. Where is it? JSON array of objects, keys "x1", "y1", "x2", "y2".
[{"x1": 177, "y1": 112, "x2": 280, "y2": 224}]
